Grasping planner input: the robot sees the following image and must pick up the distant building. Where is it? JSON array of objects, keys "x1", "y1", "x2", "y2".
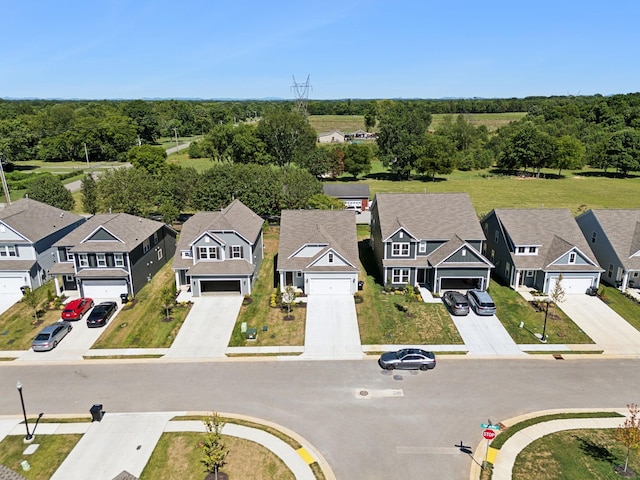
[
  {"x1": 318, "y1": 130, "x2": 345, "y2": 143},
  {"x1": 322, "y1": 184, "x2": 370, "y2": 211}
]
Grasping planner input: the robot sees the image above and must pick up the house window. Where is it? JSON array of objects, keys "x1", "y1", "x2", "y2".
[
  {"x1": 65, "y1": 247, "x2": 74, "y2": 262},
  {"x1": 96, "y1": 253, "x2": 107, "y2": 267},
  {"x1": 153, "y1": 232, "x2": 158, "y2": 245},
  {"x1": 399, "y1": 231, "x2": 404, "y2": 239},
  {"x1": 157, "y1": 249, "x2": 163, "y2": 261},
  {"x1": 419, "y1": 241, "x2": 426, "y2": 253},
  {"x1": 529, "y1": 247, "x2": 537, "y2": 254},
  {"x1": 490, "y1": 249, "x2": 495, "y2": 262},
  {"x1": 230, "y1": 246, "x2": 243, "y2": 259},
  {"x1": 392, "y1": 242, "x2": 410, "y2": 257},
  {"x1": 608, "y1": 264, "x2": 613, "y2": 278},
  {"x1": 461, "y1": 248, "x2": 466, "y2": 257},
  {"x1": 518, "y1": 247, "x2": 525, "y2": 254},
  {"x1": 198, "y1": 246, "x2": 218, "y2": 260},
  {"x1": 505, "y1": 263, "x2": 510, "y2": 277},
  {"x1": 64, "y1": 275, "x2": 74, "y2": 282},
  {"x1": 114, "y1": 253, "x2": 124, "y2": 267},
  {"x1": 181, "y1": 250, "x2": 191, "y2": 259},
  {"x1": 79, "y1": 254, "x2": 89, "y2": 267},
  {"x1": 526, "y1": 270, "x2": 534, "y2": 277},
  {"x1": 328, "y1": 253, "x2": 334, "y2": 263},
  {"x1": 494, "y1": 230, "x2": 499, "y2": 243},
  {"x1": 591, "y1": 231, "x2": 597, "y2": 243},
  {"x1": 143, "y1": 238, "x2": 150, "y2": 253},
  {"x1": 392, "y1": 268, "x2": 410, "y2": 284},
  {"x1": 296, "y1": 272, "x2": 302, "y2": 277},
  {"x1": 0, "y1": 245, "x2": 17, "y2": 257},
  {"x1": 568, "y1": 252, "x2": 576, "y2": 264}
]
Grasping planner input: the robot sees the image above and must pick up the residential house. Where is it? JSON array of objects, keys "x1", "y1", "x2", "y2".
[
  {"x1": 322, "y1": 183, "x2": 370, "y2": 211},
  {"x1": 370, "y1": 193, "x2": 493, "y2": 293},
  {"x1": 277, "y1": 209, "x2": 360, "y2": 295},
  {"x1": 0, "y1": 198, "x2": 85, "y2": 296},
  {"x1": 576, "y1": 209, "x2": 640, "y2": 290},
  {"x1": 482, "y1": 208, "x2": 602, "y2": 294},
  {"x1": 318, "y1": 130, "x2": 345, "y2": 143},
  {"x1": 50, "y1": 213, "x2": 176, "y2": 298},
  {"x1": 172, "y1": 200, "x2": 264, "y2": 296}
]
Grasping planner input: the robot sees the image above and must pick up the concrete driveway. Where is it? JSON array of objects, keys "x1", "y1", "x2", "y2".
[
  {"x1": 163, "y1": 294, "x2": 243, "y2": 358},
  {"x1": 559, "y1": 295, "x2": 640, "y2": 354},
  {"x1": 302, "y1": 295, "x2": 363, "y2": 359},
  {"x1": 450, "y1": 310, "x2": 524, "y2": 355}
]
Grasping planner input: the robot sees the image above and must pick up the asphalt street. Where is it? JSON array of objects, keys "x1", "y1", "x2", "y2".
[{"x1": 1, "y1": 356, "x2": 638, "y2": 479}]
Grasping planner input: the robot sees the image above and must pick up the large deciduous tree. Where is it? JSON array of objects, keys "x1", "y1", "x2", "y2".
[
  {"x1": 553, "y1": 135, "x2": 585, "y2": 176},
  {"x1": 497, "y1": 122, "x2": 554, "y2": 175},
  {"x1": 96, "y1": 167, "x2": 156, "y2": 216},
  {"x1": 414, "y1": 133, "x2": 456, "y2": 180},
  {"x1": 606, "y1": 128, "x2": 640, "y2": 176},
  {"x1": 343, "y1": 143, "x2": 373, "y2": 179},
  {"x1": 256, "y1": 109, "x2": 317, "y2": 167},
  {"x1": 25, "y1": 175, "x2": 74, "y2": 211},
  {"x1": 127, "y1": 145, "x2": 167, "y2": 175}
]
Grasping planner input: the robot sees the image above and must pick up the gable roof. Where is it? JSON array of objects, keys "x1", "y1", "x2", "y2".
[
  {"x1": 322, "y1": 183, "x2": 370, "y2": 199},
  {"x1": 277, "y1": 210, "x2": 360, "y2": 272},
  {"x1": 54, "y1": 213, "x2": 168, "y2": 252},
  {"x1": 374, "y1": 193, "x2": 485, "y2": 241},
  {"x1": 493, "y1": 208, "x2": 600, "y2": 270},
  {"x1": 427, "y1": 235, "x2": 493, "y2": 267},
  {"x1": 583, "y1": 209, "x2": 640, "y2": 269},
  {"x1": 0, "y1": 198, "x2": 83, "y2": 243}
]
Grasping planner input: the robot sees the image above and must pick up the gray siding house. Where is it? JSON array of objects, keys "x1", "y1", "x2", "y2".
[
  {"x1": 277, "y1": 210, "x2": 360, "y2": 295},
  {"x1": 370, "y1": 193, "x2": 493, "y2": 293},
  {"x1": 322, "y1": 183, "x2": 370, "y2": 211},
  {"x1": 481, "y1": 209, "x2": 602, "y2": 294},
  {"x1": 576, "y1": 209, "x2": 640, "y2": 290},
  {"x1": 51, "y1": 213, "x2": 176, "y2": 298},
  {"x1": 0, "y1": 198, "x2": 85, "y2": 296},
  {"x1": 172, "y1": 200, "x2": 264, "y2": 296}
]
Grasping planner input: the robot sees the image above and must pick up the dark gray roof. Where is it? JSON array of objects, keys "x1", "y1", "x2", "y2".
[
  {"x1": 374, "y1": 193, "x2": 485, "y2": 241},
  {"x1": 54, "y1": 213, "x2": 168, "y2": 253},
  {"x1": 584, "y1": 209, "x2": 640, "y2": 270},
  {"x1": 493, "y1": 208, "x2": 601, "y2": 271},
  {"x1": 187, "y1": 259, "x2": 256, "y2": 276},
  {"x1": 322, "y1": 183, "x2": 370, "y2": 199},
  {"x1": 112, "y1": 471, "x2": 138, "y2": 480},
  {"x1": 0, "y1": 465, "x2": 27, "y2": 480},
  {"x1": 278, "y1": 210, "x2": 360, "y2": 272},
  {"x1": 0, "y1": 198, "x2": 83, "y2": 243},
  {"x1": 0, "y1": 259, "x2": 36, "y2": 272}
]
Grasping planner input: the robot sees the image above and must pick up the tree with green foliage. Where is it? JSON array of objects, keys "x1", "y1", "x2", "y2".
[
  {"x1": 256, "y1": 109, "x2": 317, "y2": 167},
  {"x1": 414, "y1": 133, "x2": 456, "y2": 180},
  {"x1": 297, "y1": 148, "x2": 332, "y2": 178},
  {"x1": 327, "y1": 146, "x2": 345, "y2": 179},
  {"x1": 81, "y1": 173, "x2": 98, "y2": 215},
  {"x1": 279, "y1": 167, "x2": 322, "y2": 210},
  {"x1": 553, "y1": 135, "x2": 585, "y2": 176},
  {"x1": 199, "y1": 412, "x2": 228, "y2": 480},
  {"x1": 615, "y1": 403, "x2": 640, "y2": 474},
  {"x1": 606, "y1": 128, "x2": 640, "y2": 176},
  {"x1": 364, "y1": 103, "x2": 377, "y2": 131},
  {"x1": 160, "y1": 285, "x2": 175, "y2": 320},
  {"x1": 96, "y1": 167, "x2": 156, "y2": 216},
  {"x1": 127, "y1": 145, "x2": 167, "y2": 175},
  {"x1": 22, "y1": 287, "x2": 39, "y2": 324},
  {"x1": 343, "y1": 143, "x2": 373, "y2": 179},
  {"x1": 497, "y1": 122, "x2": 555, "y2": 175},
  {"x1": 25, "y1": 175, "x2": 74, "y2": 211},
  {"x1": 308, "y1": 193, "x2": 345, "y2": 210}
]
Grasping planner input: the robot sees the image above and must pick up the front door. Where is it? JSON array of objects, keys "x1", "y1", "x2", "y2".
[
  {"x1": 285, "y1": 271, "x2": 294, "y2": 286},
  {"x1": 417, "y1": 269, "x2": 426, "y2": 286}
]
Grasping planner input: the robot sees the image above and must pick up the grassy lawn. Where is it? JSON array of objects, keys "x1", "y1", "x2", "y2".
[
  {"x1": 512, "y1": 428, "x2": 639, "y2": 480},
  {"x1": 597, "y1": 285, "x2": 640, "y2": 331},
  {"x1": 0, "y1": 434, "x2": 82, "y2": 480},
  {"x1": 0, "y1": 282, "x2": 65, "y2": 351},
  {"x1": 140, "y1": 432, "x2": 294, "y2": 480},
  {"x1": 232, "y1": 226, "x2": 305, "y2": 347},
  {"x1": 91, "y1": 262, "x2": 191, "y2": 349},
  {"x1": 308, "y1": 115, "x2": 365, "y2": 134},
  {"x1": 488, "y1": 282, "x2": 594, "y2": 344}
]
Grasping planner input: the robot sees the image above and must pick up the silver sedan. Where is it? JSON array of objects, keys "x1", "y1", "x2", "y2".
[{"x1": 32, "y1": 321, "x2": 73, "y2": 352}]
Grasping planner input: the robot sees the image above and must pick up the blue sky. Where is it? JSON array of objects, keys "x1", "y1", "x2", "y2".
[{"x1": 2, "y1": 0, "x2": 639, "y2": 100}]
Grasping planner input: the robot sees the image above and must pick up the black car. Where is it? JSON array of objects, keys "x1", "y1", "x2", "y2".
[
  {"x1": 86, "y1": 301, "x2": 118, "y2": 328},
  {"x1": 378, "y1": 348, "x2": 436, "y2": 371}
]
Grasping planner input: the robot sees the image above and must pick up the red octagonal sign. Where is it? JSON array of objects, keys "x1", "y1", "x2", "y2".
[{"x1": 482, "y1": 429, "x2": 496, "y2": 440}]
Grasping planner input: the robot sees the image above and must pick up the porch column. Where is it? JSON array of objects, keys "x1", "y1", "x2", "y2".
[
  {"x1": 53, "y1": 276, "x2": 62, "y2": 297},
  {"x1": 514, "y1": 270, "x2": 521, "y2": 289},
  {"x1": 621, "y1": 270, "x2": 630, "y2": 291},
  {"x1": 174, "y1": 271, "x2": 181, "y2": 290}
]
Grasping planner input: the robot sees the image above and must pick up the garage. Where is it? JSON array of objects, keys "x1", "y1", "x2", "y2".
[
  {"x1": 439, "y1": 277, "x2": 484, "y2": 291},
  {"x1": 308, "y1": 278, "x2": 351, "y2": 295},
  {"x1": 200, "y1": 280, "x2": 241, "y2": 294},
  {"x1": 548, "y1": 277, "x2": 593, "y2": 295},
  {"x1": 82, "y1": 279, "x2": 128, "y2": 299},
  {"x1": 0, "y1": 276, "x2": 27, "y2": 295}
]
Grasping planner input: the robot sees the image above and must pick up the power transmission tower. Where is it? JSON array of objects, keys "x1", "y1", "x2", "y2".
[{"x1": 291, "y1": 75, "x2": 312, "y2": 115}]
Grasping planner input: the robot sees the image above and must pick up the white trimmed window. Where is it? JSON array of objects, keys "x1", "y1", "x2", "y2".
[
  {"x1": 392, "y1": 268, "x2": 410, "y2": 284},
  {"x1": 114, "y1": 253, "x2": 124, "y2": 267},
  {"x1": 518, "y1": 247, "x2": 525, "y2": 254},
  {"x1": 198, "y1": 246, "x2": 218, "y2": 260},
  {"x1": 79, "y1": 254, "x2": 89, "y2": 267},
  {"x1": 568, "y1": 252, "x2": 576, "y2": 264},
  {"x1": 230, "y1": 246, "x2": 243, "y2": 259},
  {"x1": 65, "y1": 247, "x2": 74, "y2": 262},
  {"x1": 96, "y1": 253, "x2": 107, "y2": 267},
  {"x1": 143, "y1": 238, "x2": 150, "y2": 253},
  {"x1": 0, "y1": 245, "x2": 17, "y2": 257},
  {"x1": 419, "y1": 241, "x2": 426, "y2": 253},
  {"x1": 392, "y1": 242, "x2": 410, "y2": 257},
  {"x1": 529, "y1": 247, "x2": 537, "y2": 254}
]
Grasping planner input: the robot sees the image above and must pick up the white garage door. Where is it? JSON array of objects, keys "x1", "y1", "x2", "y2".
[
  {"x1": 82, "y1": 279, "x2": 128, "y2": 299},
  {"x1": 0, "y1": 277, "x2": 26, "y2": 295},
  {"x1": 549, "y1": 277, "x2": 593, "y2": 295},
  {"x1": 308, "y1": 278, "x2": 351, "y2": 295}
]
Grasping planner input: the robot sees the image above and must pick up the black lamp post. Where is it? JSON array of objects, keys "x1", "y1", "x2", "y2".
[
  {"x1": 541, "y1": 298, "x2": 550, "y2": 342},
  {"x1": 16, "y1": 381, "x2": 32, "y2": 442}
]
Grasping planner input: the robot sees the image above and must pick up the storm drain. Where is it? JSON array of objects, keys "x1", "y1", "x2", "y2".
[
  {"x1": 356, "y1": 389, "x2": 404, "y2": 398},
  {"x1": 553, "y1": 354, "x2": 564, "y2": 360}
]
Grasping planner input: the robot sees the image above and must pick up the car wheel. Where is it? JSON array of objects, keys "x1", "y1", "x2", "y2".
[
  {"x1": 53, "y1": 341, "x2": 58, "y2": 349},
  {"x1": 385, "y1": 365, "x2": 394, "y2": 371},
  {"x1": 67, "y1": 326, "x2": 72, "y2": 332},
  {"x1": 420, "y1": 364, "x2": 429, "y2": 371}
]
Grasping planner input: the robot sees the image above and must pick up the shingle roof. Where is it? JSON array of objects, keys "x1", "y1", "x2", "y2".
[
  {"x1": 374, "y1": 193, "x2": 485, "y2": 241},
  {"x1": 0, "y1": 465, "x2": 27, "y2": 480},
  {"x1": 173, "y1": 200, "x2": 263, "y2": 270},
  {"x1": 0, "y1": 198, "x2": 83, "y2": 243},
  {"x1": 0, "y1": 259, "x2": 37, "y2": 272},
  {"x1": 277, "y1": 210, "x2": 360, "y2": 272},
  {"x1": 586, "y1": 209, "x2": 640, "y2": 270},
  {"x1": 322, "y1": 183, "x2": 370, "y2": 199},
  {"x1": 54, "y1": 213, "x2": 167, "y2": 253},
  {"x1": 494, "y1": 208, "x2": 600, "y2": 271}
]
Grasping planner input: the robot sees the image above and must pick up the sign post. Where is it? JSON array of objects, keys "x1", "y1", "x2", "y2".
[{"x1": 482, "y1": 429, "x2": 496, "y2": 463}]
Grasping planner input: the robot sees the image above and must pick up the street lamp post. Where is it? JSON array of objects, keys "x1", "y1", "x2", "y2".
[
  {"x1": 16, "y1": 381, "x2": 32, "y2": 442},
  {"x1": 541, "y1": 298, "x2": 550, "y2": 342}
]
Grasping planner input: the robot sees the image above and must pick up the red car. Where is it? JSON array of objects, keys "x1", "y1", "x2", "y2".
[{"x1": 61, "y1": 298, "x2": 94, "y2": 321}]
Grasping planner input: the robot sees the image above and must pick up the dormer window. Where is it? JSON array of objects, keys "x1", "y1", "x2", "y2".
[
  {"x1": 181, "y1": 250, "x2": 192, "y2": 259},
  {"x1": 0, "y1": 245, "x2": 17, "y2": 257},
  {"x1": 529, "y1": 247, "x2": 537, "y2": 254},
  {"x1": 230, "y1": 246, "x2": 243, "y2": 259},
  {"x1": 569, "y1": 252, "x2": 576, "y2": 264},
  {"x1": 518, "y1": 247, "x2": 525, "y2": 254},
  {"x1": 392, "y1": 242, "x2": 410, "y2": 257}
]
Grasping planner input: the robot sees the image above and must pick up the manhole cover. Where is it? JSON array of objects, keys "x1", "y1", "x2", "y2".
[
  {"x1": 393, "y1": 375, "x2": 403, "y2": 381},
  {"x1": 359, "y1": 390, "x2": 369, "y2": 396}
]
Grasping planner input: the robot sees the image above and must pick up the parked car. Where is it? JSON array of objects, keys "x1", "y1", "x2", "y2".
[
  {"x1": 466, "y1": 289, "x2": 496, "y2": 316},
  {"x1": 442, "y1": 291, "x2": 469, "y2": 316},
  {"x1": 378, "y1": 348, "x2": 436, "y2": 371},
  {"x1": 86, "y1": 301, "x2": 118, "y2": 328},
  {"x1": 61, "y1": 297, "x2": 94, "y2": 321},
  {"x1": 32, "y1": 322, "x2": 72, "y2": 351}
]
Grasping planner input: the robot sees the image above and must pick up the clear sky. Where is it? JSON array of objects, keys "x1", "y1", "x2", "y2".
[{"x1": 2, "y1": 0, "x2": 639, "y2": 100}]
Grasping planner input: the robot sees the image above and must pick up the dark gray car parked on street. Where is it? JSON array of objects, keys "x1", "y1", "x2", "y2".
[{"x1": 378, "y1": 348, "x2": 436, "y2": 371}]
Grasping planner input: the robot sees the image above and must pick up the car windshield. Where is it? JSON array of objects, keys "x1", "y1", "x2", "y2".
[
  {"x1": 35, "y1": 333, "x2": 50, "y2": 341},
  {"x1": 63, "y1": 308, "x2": 74, "y2": 313}
]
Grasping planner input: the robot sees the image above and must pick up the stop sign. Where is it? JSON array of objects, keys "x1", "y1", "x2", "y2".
[{"x1": 482, "y1": 429, "x2": 496, "y2": 440}]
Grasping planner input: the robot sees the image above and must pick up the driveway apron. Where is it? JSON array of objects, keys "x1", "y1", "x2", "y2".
[
  {"x1": 451, "y1": 312, "x2": 524, "y2": 355},
  {"x1": 559, "y1": 295, "x2": 640, "y2": 354},
  {"x1": 302, "y1": 295, "x2": 363, "y2": 359},
  {"x1": 164, "y1": 294, "x2": 242, "y2": 358},
  {"x1": 51, "y1": 412, "x2": 174, "y2": 480}
]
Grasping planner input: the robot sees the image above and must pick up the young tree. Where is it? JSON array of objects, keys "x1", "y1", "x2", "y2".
[
  {"x1": 282, "y1": 285, "x2": 296, "y2": 318},
  {"x1": 81, "y1": 173, "x2": 98, "y2": 215},
  {"x1": 200, "y1": 412, "x2": 228, "y2": 480},
  {"x1": 22, "y1": 287, "x2": 39, "y2": 324},
  {"x1": 549, "y1": 274, "x2": 566, "y2": 321},
  {"x1": 160, "y1": 285, "x2": 175, "y2": 320},
  {"x1": 615, "y1": 403, "x2": 640, "y2": 474},
  {"x1": 25, "y1": 175, "x2": 75, "y2": 211}
]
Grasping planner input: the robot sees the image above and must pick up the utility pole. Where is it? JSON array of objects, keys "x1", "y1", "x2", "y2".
[
  {"x1": 0, "y1": 155, "x2": 11, "y2": 206},
  {"x1": 173, "y1": 127, "x2": 179, "y2": 152},
  {"x1": 84, "y1": 143, "x2": 90, "y2": 171}
]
